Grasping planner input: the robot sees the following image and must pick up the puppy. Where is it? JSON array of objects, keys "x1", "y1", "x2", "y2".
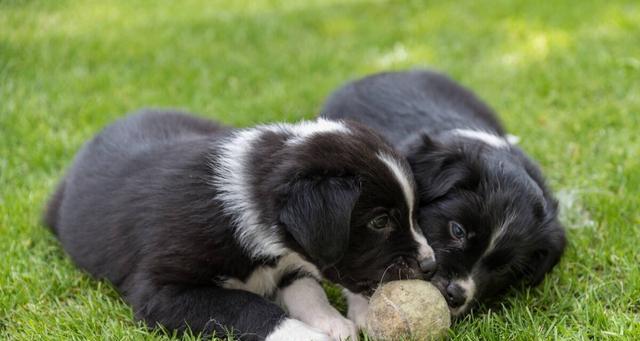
[
  {"x1": 44, "y1": 110, "x2": 437, "y2": 340},
  {"x1": 321, "y1": 70, "x2": 566, "y2": 316}
]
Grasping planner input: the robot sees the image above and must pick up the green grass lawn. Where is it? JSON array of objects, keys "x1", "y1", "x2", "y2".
[{"x1": 2, "y1": 0, "x2": 639, "y2": 339}]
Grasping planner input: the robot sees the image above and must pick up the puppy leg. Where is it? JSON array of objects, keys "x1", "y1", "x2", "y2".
[
  {"x1": 279, "y1": 277, "x2": 358, "y2": 341},
  {"x1": 343, "y1": 289, "x2": 369, "y2": 330},
  {"x1": 128, "y1": 282, "x2": 329, "y2": 341}
]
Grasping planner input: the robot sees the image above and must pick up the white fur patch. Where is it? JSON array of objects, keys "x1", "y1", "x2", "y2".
[
  {"x1": 376, "y1": 152, "x2": 416, "y2": 210},
  {"x1": 212, "y1": 119, "x2": 350, "y2": 259},
  {"x1": 285, "y1": 118, "x2": 350, "y2": 145},
  {"x1": 411, "y1": 227, "x2": 435, "y2": 262},
  {"x1": 452, "y1": 129, "x2": 509, "y2": 148},
  {"x1": 212, "y1": 128, "x2": 286, "y2": 258},
  {"x1": 484, "y1": 212, "x2": 517, "y2": 257},
  {"x1": 506, "y1": 134, "x2": 520, "y2": 144},
  {"x1": 465, "y1": 213, "x2": 517, "y2": 313},
  {"x1": 344, "y1": 289, "x2": 369, "y2": 330},
  {"x1": 377, "y1": 152, "x2": 434, "y2": 262},
  {"x1": 451, "y1": 276, "x2": 477, "y2": 316},
  {"x1": 279, "y1": 278, "x2": 357, "y2": 341},
  {"x1": 221, "y1": 253, "x2": 320, "y2": 297},
  {"x1": 266, "y1": 318, "x2": 330, "y2": 341}
]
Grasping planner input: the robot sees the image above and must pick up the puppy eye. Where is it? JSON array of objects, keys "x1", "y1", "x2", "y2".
[
  {"x1": 449, "y1": 221, "x2": 466, "y2": 240},
  {"x1": 368, "y1": 214, "x2": 390, "y2": 230}
]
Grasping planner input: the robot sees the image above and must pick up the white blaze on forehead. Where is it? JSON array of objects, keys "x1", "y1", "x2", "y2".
[
  {"x1": 411, "y1": 227, "x2": 435, "y2": 261},
  {"x1": 452, "y1": 128, "x2": 510, "y2": 148},
  {"x1": 451, "y1": 276, "x2": 477, "y2": 316},
  {"x1": 377, "y1": 152, "x2": 435, "y2": 261},
  {"x1": 484, "y1": 212, "x2": 517, "y2": 257},
  {"x1": 460, "y1": 213, "x2": 517, "y2": 315},
  {"x1": 376, "y1": 152, "x2": 416, "y2": 211}
]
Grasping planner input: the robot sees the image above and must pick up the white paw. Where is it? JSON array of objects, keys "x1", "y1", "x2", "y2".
[
  {"x1": 344, "y1": 290, "x2": 369, "y2": 330},
  {"x1": 266, "y1": 318, "x2": 331, "y2": 341},
  {"x1": 309, "y1": 314, "x2": 358, "y2": 341}
]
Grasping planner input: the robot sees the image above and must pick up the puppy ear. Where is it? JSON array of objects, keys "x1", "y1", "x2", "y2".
[
  {"x1": 280, "y1": 176, "x2": 360, "y2": 268},
  {"x1": 399, "y1": 133, "x2": 438, "y2": 156},
  {"x1": 528, "y1": 220, "x2": 567, "y2": 286},
  {"x1": 512, "y1": 147, "x2": 558, "y2": 207},
  {"x1": 512, "y1": 147, "x2": 566, "y2": 285},
  {"x1": 406, "y1": 134, "x2": 480, "y2": 202}
]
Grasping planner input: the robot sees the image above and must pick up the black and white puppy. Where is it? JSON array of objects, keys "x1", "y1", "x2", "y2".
[
  {"x1": 44, "y1": 110, "x2": 437, "y2": 340},
  {"x1": 321, "y1": 70, "x2": 566, "y2": 317}
]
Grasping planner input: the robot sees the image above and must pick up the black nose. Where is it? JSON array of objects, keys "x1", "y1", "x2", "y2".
[
  {"x1": 445, "y1": 282, "x2": 466, "y2": 308},
  {"x1": 419, "y1": 258, "x2": 437, "y2": 279}
]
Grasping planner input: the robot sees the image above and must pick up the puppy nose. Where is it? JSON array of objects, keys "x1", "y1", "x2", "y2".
[
  {"x1": 445, "y1": 282, "x2": 466, "y2": 308},
  {"x1": 419, "y1": 258, "x2": 437, "y2": 279}
]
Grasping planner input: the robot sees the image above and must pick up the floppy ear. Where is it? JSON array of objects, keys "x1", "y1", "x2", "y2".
[
  {"x1": 405, "y1": 134, "x2": 480, "y2": 202},
  {"x1": 279, "y1": 176, "x2": 360, "y2": 268},
  {"x1": 528, "y1": 220, "x2": 567, "y2": 286},
  {"x1": 512, "y1": 147, "x2": 558, "y2": 207},
  {"x1": 511, "y1": 148, "x2": 567, "y2": 285}
]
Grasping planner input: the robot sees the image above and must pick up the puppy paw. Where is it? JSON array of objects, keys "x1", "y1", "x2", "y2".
[
  {"x1": 344, "y1": 290, "x2": 369, "y2": 330},
  {"x1": 266, "y1": 318, "x2": 331, "y2": 341},
  {"x1": 347, "y1": 305, "x2": 367, "y2": 331},
  {"x1": 309, "y1": 314, "x2": 358, "y2": 341}
]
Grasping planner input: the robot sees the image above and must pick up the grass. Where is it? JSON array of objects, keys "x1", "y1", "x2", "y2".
[{"x1": 1, "y1": 0, "x2": 639, "y2": 339}]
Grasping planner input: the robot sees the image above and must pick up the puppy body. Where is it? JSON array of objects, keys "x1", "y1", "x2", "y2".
[
  {"x1": 45, "y1": 110, "x2": 435, "y2": 340},
  {"x1": 321, "y1": 70, "x2": 566, "y2": 316}
]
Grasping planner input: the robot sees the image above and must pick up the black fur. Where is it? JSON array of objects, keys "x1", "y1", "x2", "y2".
[
  {"x1": 321, "y1": 70, "x2": 566, "y2": 314},
  {"x1": 44, "y1": 110, "x2": 432, "y2": 339}
]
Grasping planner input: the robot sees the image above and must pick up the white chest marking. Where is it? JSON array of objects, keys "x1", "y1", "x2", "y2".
[
  {"x1": 212, "y1": 119, "x2": 351, "y2": 259},
  {"x1": 213, "y1": 128, "x2": 286, "y2": 259}
]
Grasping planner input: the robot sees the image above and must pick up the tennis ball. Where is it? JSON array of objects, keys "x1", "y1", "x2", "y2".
[{"x1": 365, "y1": 280, "x2": 451, "y2": 340}]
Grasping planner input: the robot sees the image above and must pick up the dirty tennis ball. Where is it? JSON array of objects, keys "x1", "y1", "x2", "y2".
[{"x1": 365, "y1": 280, "x2": 451, "y2": 340}]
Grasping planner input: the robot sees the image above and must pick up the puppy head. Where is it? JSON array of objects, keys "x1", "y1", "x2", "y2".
[
  {"x1": 406, "y1": 134, "x2": 566, "y2": 315},
  {"x1": 276, "y1": 121, "x2": 437, "y2": 296}
]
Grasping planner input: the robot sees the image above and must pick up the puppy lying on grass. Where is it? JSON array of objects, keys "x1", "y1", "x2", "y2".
[
  {"x1": 322, "y1": 70, "x2": 566, "y2": 317},
  {"x1": 44, "y1": 110, "x2": 437, "y2": 340}
]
